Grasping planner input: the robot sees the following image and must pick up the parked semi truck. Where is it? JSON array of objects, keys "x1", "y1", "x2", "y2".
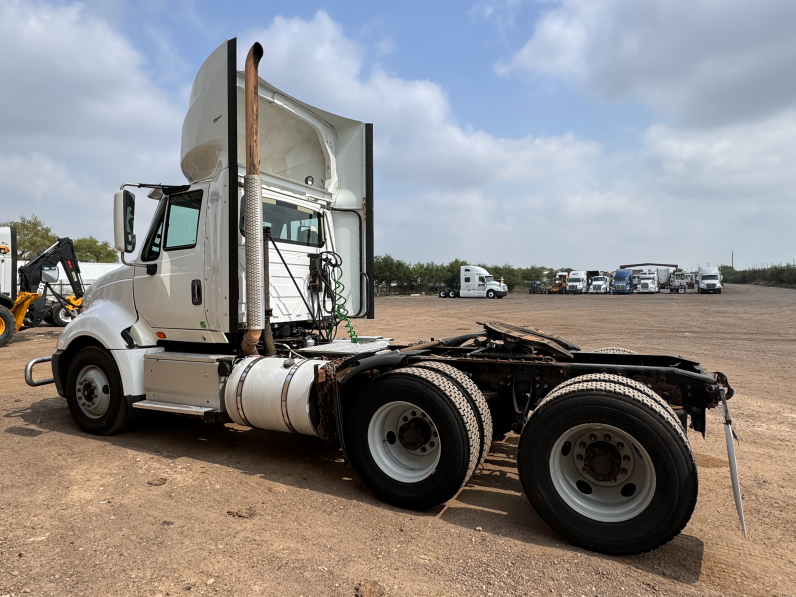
[
  {"x1": 438, "y1": 265, "x2": 508, "y2": 299},
  {"x1": 24, "y1": 39, "x2": 745, "y2": 556},
  {"x1": 612, "y1": 269, "x2": 633, "y2": 294},
  {"x1": 698, "y1": 267, "x2": 723, "y2": 294},
  {"x1": 588, "y1": 273, "x2": 611, "y2": 294},
  {"x1": 565, "y1": 270, "x2": 588, "y2": 294},
  {"x1": 637, "y1": 270, "x2": 660, "y2": 294}
]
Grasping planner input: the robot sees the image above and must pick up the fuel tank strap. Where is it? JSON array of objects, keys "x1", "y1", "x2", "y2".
[
  {"x1": 235, "y1": 357, "x2": 263, "y2": 427},
  {"x1": 280, "y1": 361, "x2": 302, "y2": 434}
]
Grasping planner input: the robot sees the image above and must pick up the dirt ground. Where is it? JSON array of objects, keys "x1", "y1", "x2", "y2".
[{"x1": 1, "y1": 284, "x2": 795, "y2": 597}]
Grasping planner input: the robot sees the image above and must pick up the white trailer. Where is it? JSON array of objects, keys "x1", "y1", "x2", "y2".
[
  {"x1": 23, "y1": 39, "x2": 746, "y2": 556},
  {"x1": 438, "y1": 265, "x2": 507, "y2": 299}
]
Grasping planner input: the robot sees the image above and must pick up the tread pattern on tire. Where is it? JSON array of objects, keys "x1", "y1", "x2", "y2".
[
  {"x1": 593, "y1": 347, "x2": 638, "y2": 354},
  {"x1": 553, "y1": 373, "x2": 683, "y2": 429},
  {"x1": 412, "y1": 360, "x2": 493, "y2": 469},
  {"x1": 526, "y1": 379, "x2": 696, "y2": 554},
  {"x1": 384, "y1": 366, "x2": 480, "y2": 485}
]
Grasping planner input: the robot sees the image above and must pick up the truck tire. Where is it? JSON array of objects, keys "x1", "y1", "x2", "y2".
[
  {"x1": 439, "y1": 290, "x2": 448, "y2": 298},
  {"x1": 412, "y1": 361, "x2": 493, "y2": 469},
  {"x1": 65, "y1": 346, "x2": 132, "y2": 435},
  {"x1": 51, "y1": 303, "x2": 73, "y2": 327},
  {"x1": 448, "y1": 290, "x2": 457, "y2": 298},
  {"x1": 518, "y1": 380, "x2": 697, "y2": 555},
  {"x1": 593, "y1": 347, "x2": 638, "y2": 354},
  {"x1": 551, "y1": 373, "x2": 683, "y2": 431},
  {"x1": 345, "y1": 366, "x2": 480, "y2": 510},
  {"x1": 0, "y1": 306, "x2": 15, "y2": 347},
  {"x1": 487, "y1": 289, "x2": 496, "y2": 299}
]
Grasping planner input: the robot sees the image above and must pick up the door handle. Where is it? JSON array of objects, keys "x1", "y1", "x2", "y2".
[{"x1": 191, "y1": 280, "x2": 202, "y2": 305}]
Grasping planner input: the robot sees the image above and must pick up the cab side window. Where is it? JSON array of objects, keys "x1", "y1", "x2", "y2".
[
  {"x1": 464, "y1": 277, "x2": 470, "y2": 283},
  {"x1": 140, "y1": 201, "x2": 167, "y2": 262},
  {"x1": 164, "y1": 191, "x2": 203, "y2": 251}
]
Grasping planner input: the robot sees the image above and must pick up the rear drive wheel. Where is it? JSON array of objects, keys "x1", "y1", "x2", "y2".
[
  {"x1": 0, "y1": 306, "x2": 15, "y2": 347},
  {"x1": 412, "y1": 361, "x2": 493, "y2": 469},
  {"x1": 448, "y1": 290, "x2": 456, "y2": 298},
  {"x1": 439, "y1": 290, "x2": 448, "y2": 298},
  {"x1": 65, "y1": 346, "x2": 132, "y2": 435},
  {"x1": 518, "y1": 380, "x2": 697, "y2": 555},
  {"x1": 51, "y1": 303, "x2": 73, "y2": 327},
  {"x1": 346, "y1": 367, "x2": 480, "y2": 510}
]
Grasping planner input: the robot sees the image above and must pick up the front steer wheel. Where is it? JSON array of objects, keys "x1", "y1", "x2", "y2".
[
  {"x1": 518, "y1": 380, "x2": 697, "y2": 555},
  {"x1": 345, "y1": 367, "x2": 480, "y2": 511},
  {"x1": 65, "y1": 346, "x2": 133, "y2": 435}
]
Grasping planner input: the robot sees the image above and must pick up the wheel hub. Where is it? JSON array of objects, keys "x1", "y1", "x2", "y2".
[
  {"x1": 399, "y1": 417, "x2": 432, "y2": 451},
  {"x1": 75, "y1": 365, "x2": 111, "y2": 419},
  {"x1": 583, "y1": 441, "x2": 621, "y2": 482}
]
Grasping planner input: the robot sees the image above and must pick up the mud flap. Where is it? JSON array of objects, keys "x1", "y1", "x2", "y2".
[{"x1": 721, "y1": 395, "x2": 747, "y2": 537}]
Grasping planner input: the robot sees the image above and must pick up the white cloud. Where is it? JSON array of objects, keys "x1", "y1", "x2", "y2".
[
  {"x1": 497, "y1": 0, "x2": 796, "y2": 127},
  {"x1": 0, "y1": 0, "x2": 184, "y2": 241}
]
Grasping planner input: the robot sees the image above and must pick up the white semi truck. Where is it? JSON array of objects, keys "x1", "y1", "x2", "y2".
[
  {"x1": 637, "y1": 270, "x2": 660, "y2": 293},
  {"x1": 588, "y1": 274, "x2": 611, "y2": 294},
  {"x1": 698, "y1": 266, "x2": 724, "y2": 294},
  {"x1": 438, "y1": 265, "x2": 508, "y2": 299},
  {"x1": 24, "y1": 39, "x2": 746, "y2": 556}
]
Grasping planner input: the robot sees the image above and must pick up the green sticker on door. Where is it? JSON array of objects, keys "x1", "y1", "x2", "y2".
[{"x1": 200, "y1": 321, "x2": 207, "y2": 329}]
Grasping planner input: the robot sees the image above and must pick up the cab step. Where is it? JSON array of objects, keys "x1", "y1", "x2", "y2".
[{"x1": 132, "y1": 400, "x2": 216, "y2": 421}]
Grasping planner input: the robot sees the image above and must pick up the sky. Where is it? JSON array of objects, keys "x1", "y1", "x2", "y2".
[{"x1": 1, "y1": 0, "x2": 794, "y2": 270}]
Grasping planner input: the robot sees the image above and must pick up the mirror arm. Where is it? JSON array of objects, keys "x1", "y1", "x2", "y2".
[{"x1": 120, "y1": 253, "x2": 134, "y2": 266}]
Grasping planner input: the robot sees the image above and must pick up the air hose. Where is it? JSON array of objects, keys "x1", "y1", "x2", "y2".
[{"x1": 332, "y1": 265, "x2": 359, "y2": 343}]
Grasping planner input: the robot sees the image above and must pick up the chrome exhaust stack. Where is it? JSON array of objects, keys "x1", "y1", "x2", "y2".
[{"x1": 242, "y1": 42, "x2": 275, "y2": 356}]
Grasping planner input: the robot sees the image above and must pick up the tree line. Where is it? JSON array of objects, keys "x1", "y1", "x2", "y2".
[
  {"x1": 720, "y1": 264, "x2": 796, "y2": 288},
  {"x1": 374, "y1": 255, "x2": 564, "y2": 294},
  {"x1": 0, "y1": 215, "x2": 118, "y2": 263}
]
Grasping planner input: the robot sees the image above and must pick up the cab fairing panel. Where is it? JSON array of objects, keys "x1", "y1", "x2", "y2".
[{"x1": 203, "y1": 173, "x2": 231, "y2": 332}]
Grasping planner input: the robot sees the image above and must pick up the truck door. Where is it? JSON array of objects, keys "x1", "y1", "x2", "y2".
[
  {"x1": 476, "y1": 276, "x2": 487, "y2": 297},
  {"x1": 133, "y1": 186, "x2": 208, "y2": 331}
]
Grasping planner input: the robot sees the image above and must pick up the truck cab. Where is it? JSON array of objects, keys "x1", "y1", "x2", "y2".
[
  {"x1": 637, "y1": 271, "x2": 659, "y2": 293},
  {"x1": 459, "y1": 266, "x2": 507, "y2": 298},
  {"x1": 612, "y1": 269, "x2": 633, "y2": 294},
  {"x1": 698, "y1": 267, "x2": 723, "y2": 294},
  {"x1": 528, "y1": 280, "x2": 546, "y2": 294},
  {"x1": 588, "y1": 274, "x2": 610, "y2": 294},
  {"x1": 565, "y1": 270, "x2": 588, "y2": 294}
]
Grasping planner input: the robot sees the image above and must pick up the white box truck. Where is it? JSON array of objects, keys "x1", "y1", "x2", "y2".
[
  {"x1": 698, "y1": 266, "x2": 723, "y2": 294},
  {"x1": 439, "y1": 265, "x2": 508, "y2": 298}
]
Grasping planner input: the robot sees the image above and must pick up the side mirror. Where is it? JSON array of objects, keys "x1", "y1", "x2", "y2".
[{"x1": 114, "y1": 190, "x2": 136, "y2": 253}]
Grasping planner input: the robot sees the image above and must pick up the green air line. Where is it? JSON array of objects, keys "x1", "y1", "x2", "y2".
[{"x1": 333, "y1": 267, "x2": 359, "y2": 343}]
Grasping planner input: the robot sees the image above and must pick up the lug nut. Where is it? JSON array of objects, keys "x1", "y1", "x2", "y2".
[
  {"x1": 579, "y1": 441, "x2": 587, "y2": 449},
  {"x1": 421, "y1": 413, "x2": 427, "y2": 418},
  {"x1": 582, "y1": 467, "x2": 587, "y2": 474},
  {"x1": 604, "y1": 434, "x2": 611, "y2": 441},
  {"x1": 620, "y1": 468, "x2": 628, "y2": 476},
  {"x1": 576, "y1": 454, "x2": 583, "y2": 461},
  {"x1": 429, "y1": 442, "x2": 435, "y2": 448},
  {"x1": 623, "y1": 455, "x2": 631, "y2": 462},
  {"x1": 411, "y1": 411, "x2": 417, "y2": 416},
  {"x1": 616, "y1": 442, "x2": 624, "y2": 449},
  {"x1": 432, "y1": 431, "x2": 438, "y2": 437},
  {"x1": 420, "y1": 447, "x2": 427, "y2": 453},
  {"x1": 589, "y1": 434, "x2": 597, "y2": 442},
  {"x1": 402, "y1": 416, "x2": 408, "y2": 422}
]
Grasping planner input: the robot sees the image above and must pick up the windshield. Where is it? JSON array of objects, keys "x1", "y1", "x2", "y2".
[
  {"x1": 484, "y1": 276, "x2": 494, "y2": 283},
  {"x1": 593, "y1": 277, "x2": 606, "y2": 282},
  {"x1": 262, "y1": 199, "x2": 325, "y2": 248},
  {"x1": 641, "y1": 276, "x2": 654, "y2": 280},
  {"x1": 615, "y1": 276, "x2": 629, "y2": 281},
  {"x1": 702, "y1": 274, "x2": 719, "y2": 280},
  {"x1": 569, "y1": 278, "x2": 582, "y2": 283}
]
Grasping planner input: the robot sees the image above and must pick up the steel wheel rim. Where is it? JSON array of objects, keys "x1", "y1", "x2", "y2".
[
  {"x1": 75, "y1": 365, "x2": 111, "y2": 419},
  {"x1": 367, "y1": 401, "x2": 441, "y2": 483},
  {"x1": 549, "y1": 423, "x2": 656, "y2": 522}
]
